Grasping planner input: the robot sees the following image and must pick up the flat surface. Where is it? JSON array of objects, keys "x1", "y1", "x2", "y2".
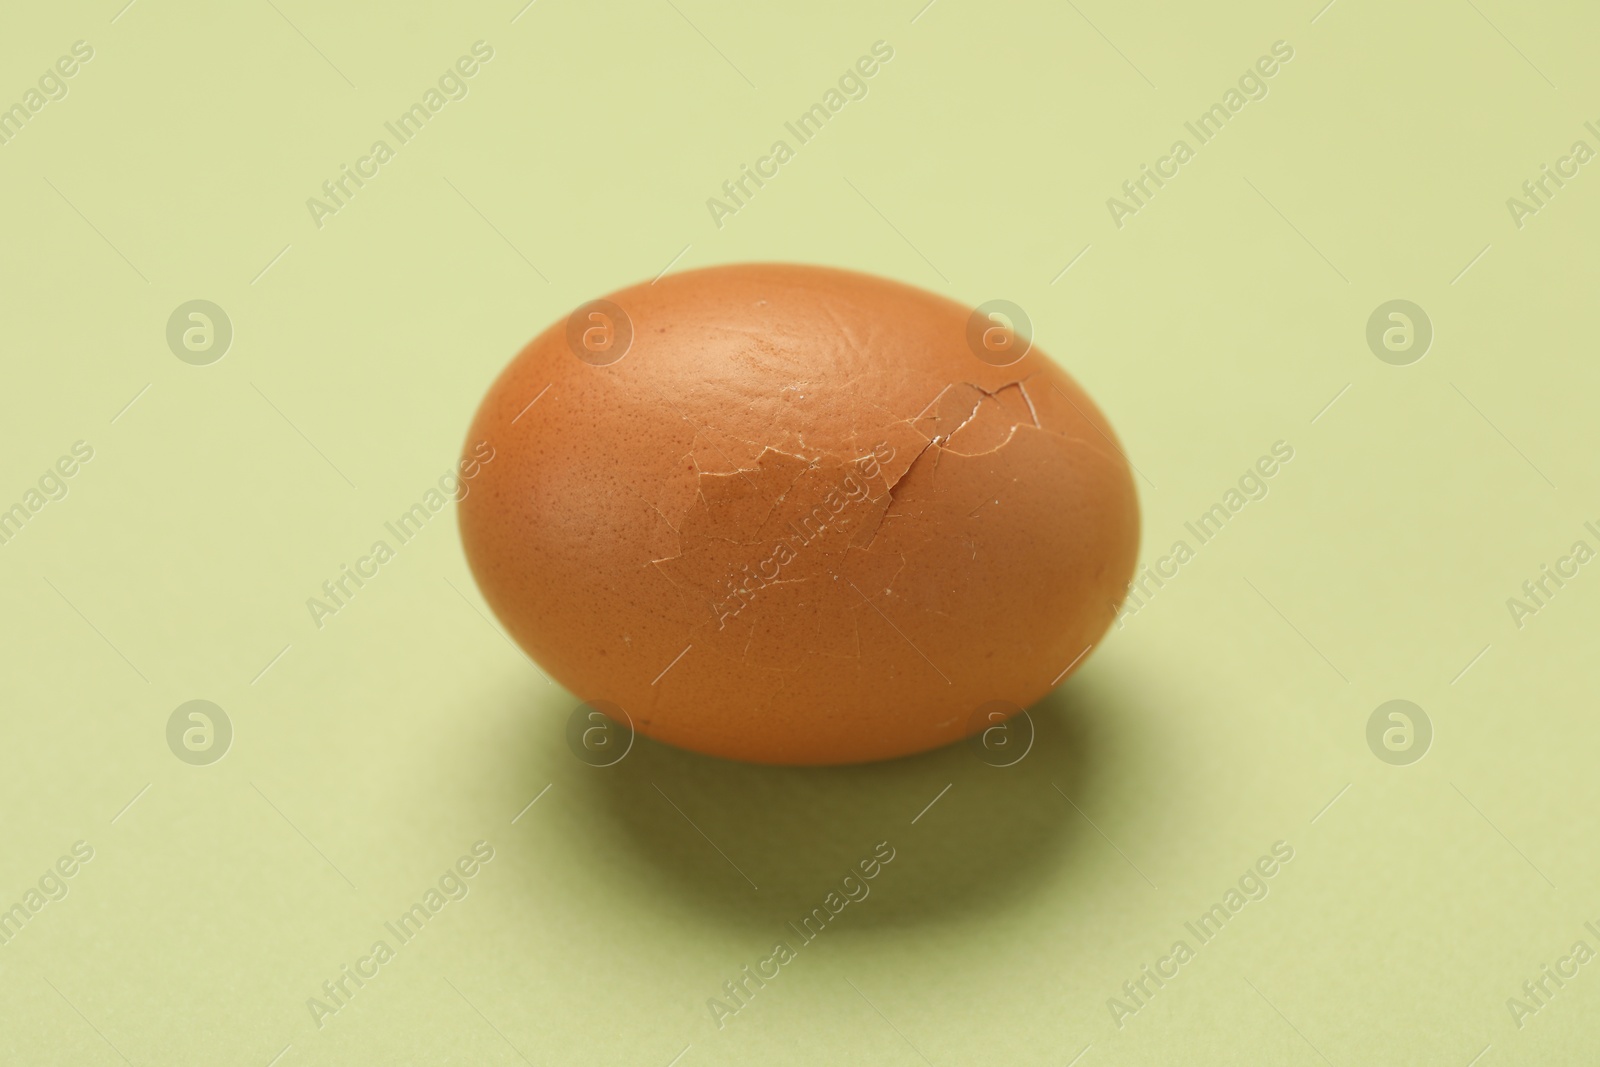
[{"x1": 1, "y1": 1, "x2": 1597, "y2": 1064}]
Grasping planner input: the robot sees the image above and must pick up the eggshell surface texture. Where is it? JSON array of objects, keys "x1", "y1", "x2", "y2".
[{"x1": 459, "y1": 264, "x2": 1139, "y2": 765}]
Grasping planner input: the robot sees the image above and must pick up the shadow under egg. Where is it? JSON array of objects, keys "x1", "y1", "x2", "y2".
[{"x1": 523, "y1": 672, "x2": 1130, "y2": 933}]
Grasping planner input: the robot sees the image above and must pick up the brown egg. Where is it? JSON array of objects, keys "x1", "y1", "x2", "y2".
[{"x1": 459, "y1": 264, "x2": 1139, "y2": 765}]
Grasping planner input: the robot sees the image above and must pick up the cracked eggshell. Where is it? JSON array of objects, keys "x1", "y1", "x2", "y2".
[{"x1": 459, "y1": 263, "x2": 1139, "y2": 765}]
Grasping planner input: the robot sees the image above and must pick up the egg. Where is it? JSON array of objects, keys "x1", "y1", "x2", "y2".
[{"x1": 459, "y1": 264, "x2": 1139, "y2": 765}]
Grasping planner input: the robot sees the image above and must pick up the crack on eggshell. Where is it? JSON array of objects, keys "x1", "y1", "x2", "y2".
[
  {"x1": 645, "y1": 373, "x2": 1115, "y2": 674},
  {"x1": 1014, "y1": 379, "x2": 1041, "y2": 428}
]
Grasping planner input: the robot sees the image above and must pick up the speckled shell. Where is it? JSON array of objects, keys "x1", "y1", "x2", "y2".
[{"x1": 459, "y1": 263, "x2": 1139, "y2": 764}]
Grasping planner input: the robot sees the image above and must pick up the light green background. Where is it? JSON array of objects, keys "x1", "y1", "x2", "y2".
[{"x1": 2, "y1": 0, "x2": 1597, "y2": 1063}]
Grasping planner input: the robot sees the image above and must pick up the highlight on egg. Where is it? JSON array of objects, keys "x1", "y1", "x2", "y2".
[{"x1": 459, "y1": 263, "x2": 1139, "y2": 765}]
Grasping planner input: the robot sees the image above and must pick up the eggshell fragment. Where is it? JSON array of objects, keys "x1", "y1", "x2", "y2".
[{"x1": 460, "y1": 264, "x2": 1139, "y2": 764}]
